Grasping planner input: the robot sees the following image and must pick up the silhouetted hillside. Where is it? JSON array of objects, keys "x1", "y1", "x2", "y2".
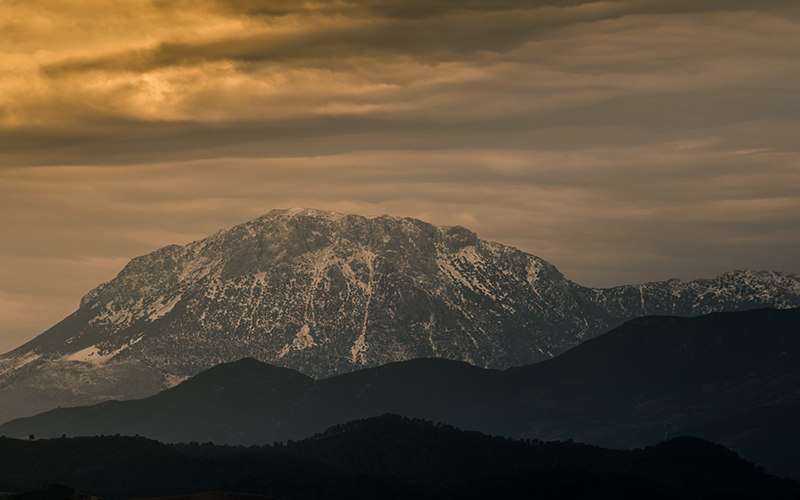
[
  {"x1": 0, "y1": 434, "x2": 405, "y2": 500},
  {"x1": 505, "y1": 306, "x2": 800, "y2": 446},
  {"x1": 681, "y1": 402, "x2": 800, "y2": 480},
  {"x1": 278, "y1": 414, "x2": 794, "y2": 498},
  {"x1": 1, "y1": 416, "x2": 798, "y2": 500}
]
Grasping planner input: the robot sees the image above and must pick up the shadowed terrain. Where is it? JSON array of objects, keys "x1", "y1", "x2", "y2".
[
  {"x1": 2, "y1": 307, "x2": 798, "y2": 479},
  {"x1": 1, "y1": 415, "x2": 798, "y2": 500}
]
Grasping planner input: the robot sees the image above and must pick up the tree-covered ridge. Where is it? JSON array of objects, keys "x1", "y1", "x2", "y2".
[{"x1": 1, "y1": 415, "x2": 797, "y2": 500}]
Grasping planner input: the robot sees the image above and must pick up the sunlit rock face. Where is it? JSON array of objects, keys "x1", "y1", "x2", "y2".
[{"x1": 2, "y1": 208, "x2": 800, "y2": 422}]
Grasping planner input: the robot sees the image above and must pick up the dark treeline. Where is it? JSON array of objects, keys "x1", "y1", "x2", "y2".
[{"x1": 1, "y1": 415, "x2": 798, "y2": 500}]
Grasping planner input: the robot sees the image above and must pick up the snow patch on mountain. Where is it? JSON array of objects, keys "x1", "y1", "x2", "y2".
[
  {"x1": 351, "y1": 332, "x2": 369, "y2": 365},
  {"x1": 147, "y1": 294, "x2": 182, "y2": 321},
  {"x1": 0, "y1": 352, "x2": 40, "y2": 378},
  {"x1": 279, "y1": 324, "x2": 317, "y2": 358},
  {"x1": 62, "y1": 336, "x2": 144, "y2": 364}
]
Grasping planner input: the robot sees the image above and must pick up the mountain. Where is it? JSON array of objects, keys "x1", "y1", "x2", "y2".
[
  {"x1": 0, "y1": 357, "x2": 502, "y2": 445},
  {"x1": 4, "y1": 307, "x2": 799, "y2": 480},
  {"x1": 2, "y1": 208, "x2": 799, "y2": 422},
  {"x1": 1, "y1": 416, "x2": 797, "y2": 500},
  {"x1": 0, "y1": 359, "x2": 315, "y2": 445},
  {"x1": 503, "y1": 307, "x2": 800, "y2": 449}
]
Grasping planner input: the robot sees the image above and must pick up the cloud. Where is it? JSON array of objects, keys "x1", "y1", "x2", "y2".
[
  {"x1": 3, "y1": 142, "x2": 798, "y2": 278},
  {"x1": 1, "y1": 0, "x2": 799, "y2": 349},
  {"x1": 39, "y1": 6, "x2": 603, "y2": 77},
  {"x1": 0, "y1": 0, "x2": 797, "y2": 140}
]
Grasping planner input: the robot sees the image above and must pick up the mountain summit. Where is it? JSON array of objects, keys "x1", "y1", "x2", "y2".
[{"x1": 2, "y1": 208, "x2": 799, "y2": 422}]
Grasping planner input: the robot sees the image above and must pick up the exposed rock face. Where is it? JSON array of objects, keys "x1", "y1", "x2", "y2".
[{"x1": 1, "y1": 208, "x2": 799, "y2": 422}]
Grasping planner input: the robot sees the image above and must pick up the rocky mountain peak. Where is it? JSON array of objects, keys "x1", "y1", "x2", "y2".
[
  {"x1": 2, "y1": 208, "x2": 799, "y2": 424},
  {"x1": 81, "y1": 208, "x2": 482, "y2": 309}
]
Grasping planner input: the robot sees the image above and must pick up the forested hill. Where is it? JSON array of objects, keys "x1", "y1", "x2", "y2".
[{"x1": 1, "y1": 415, "x2": 797, "y2": 500}]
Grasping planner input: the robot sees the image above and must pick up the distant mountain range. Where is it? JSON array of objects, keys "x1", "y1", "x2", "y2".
[
  {"x1": 4, "y1": 307, "x2": 798, "y2": 480},
  {"x1": 1, "y1": 208, "x2": 799, "y2": 423},
  {"x1": 1, "y1": 415, "x2": 797, "y2": 500}
]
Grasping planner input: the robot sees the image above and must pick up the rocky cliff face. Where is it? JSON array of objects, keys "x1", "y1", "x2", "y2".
[{"x1": 2, "y1": 208, "x2": 799, "y2": 422}]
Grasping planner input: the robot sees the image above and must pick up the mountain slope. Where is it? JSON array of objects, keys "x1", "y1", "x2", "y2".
[
  {"x1": 504, "y1": 307, "x2": 800, "y2": 449},
  {"x1": 2, "y1": 208, "x2": 799, "y2": 422},
  {"x1": 4, "y1": 307, "x2": 799, "y2": 478},
  {"x1": 0, "y1": 359, "x2": 314, "y2": 445}
]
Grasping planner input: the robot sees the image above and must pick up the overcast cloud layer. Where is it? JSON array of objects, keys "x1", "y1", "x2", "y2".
[{"x1": 1, "y1": 0, "x2": 799, "y2": 352}]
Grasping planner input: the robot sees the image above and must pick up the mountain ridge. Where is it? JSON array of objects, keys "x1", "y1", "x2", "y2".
[
  {"x1": 2, "y1": 415, "x2": 798, "y2": 500},
  {"x1": 1, "y1": 208, "x2": 799, "y2": 423},
  {"x1": 4, "y1": 307, "x2": 798, "y2": 481}
]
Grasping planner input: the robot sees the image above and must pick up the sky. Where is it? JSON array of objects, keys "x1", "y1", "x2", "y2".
[{"x1": 1, "y1": 0, "x2": 800, "y2": 353}]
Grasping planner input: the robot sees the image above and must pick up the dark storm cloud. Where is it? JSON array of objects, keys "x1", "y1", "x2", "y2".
[
  {"x1": 45, "y1": 0, "x2": 800, "y2": 77},
  {"x1": 162, "y1": 0, "x2": 592, "y2": 19},
  {"x1": 41, "y1": 7, "x2": 603, "y2": 76},
  {"x1": 181, "y1": 0, "x2": 800, "y2": 19}
]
